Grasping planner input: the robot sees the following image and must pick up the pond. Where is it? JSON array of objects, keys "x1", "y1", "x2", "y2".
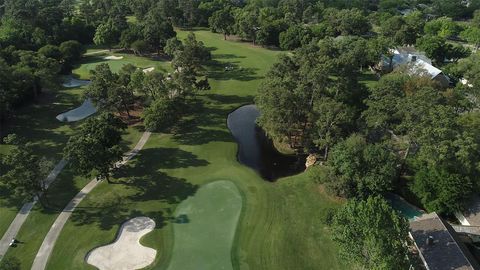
[{"x1": 227, "y1": 104, "x2": 304, "y2": 181}]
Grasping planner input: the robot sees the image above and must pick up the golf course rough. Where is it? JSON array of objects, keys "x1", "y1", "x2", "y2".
[{"x1": 167, "y1": 180, "x2": 243, "y2": 270}]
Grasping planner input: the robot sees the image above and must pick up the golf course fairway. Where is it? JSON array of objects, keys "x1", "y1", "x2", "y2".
[{"x1": 167, "y1": 181, "x2": 242, "y2": 270}]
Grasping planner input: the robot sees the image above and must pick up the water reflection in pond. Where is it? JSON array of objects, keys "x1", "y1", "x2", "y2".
[{"x1": 227, "y1": 104, "x2": 305, "y2": 181}]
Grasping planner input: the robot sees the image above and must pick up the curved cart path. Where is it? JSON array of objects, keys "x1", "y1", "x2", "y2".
[
  {"x1": 0, "y1": 159, "x2": 67, "y2": 260},
  {"x1": 31, "y1": 132, "x2": 151, "y2": 270}
]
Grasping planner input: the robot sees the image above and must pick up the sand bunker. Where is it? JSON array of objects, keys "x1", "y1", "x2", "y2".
[
  {"x1": 166, "y1": 181, "x2": 242, "y2": 270},
  {"x1": 86, "y1": 217, "x2": 156, "y2": 270},
  {"x1": 62, "y1": 76, "x2": 91, "y2": 88},
  {"x1": 103, "y1": 55, "x2": 124, "y2": 60},
  {"x1": 56, "y1": 99, "x2": 97, "y2": 122},
  {"x1": 143, "y1": 67, "x2": 155, "y2": 73}
]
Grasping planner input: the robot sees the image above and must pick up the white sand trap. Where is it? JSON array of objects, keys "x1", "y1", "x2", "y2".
[
  {"x1": 103, "y1": 55, "x2": 124, "y2": 60},
  {"x1": 143, "y1": 67, "x2": 155, "y2": 73},
  {"x1": 56, "y1": 99, "x2": 97, "y2": 122},
  {"x1": 86, "y1": 217, "x2": 156, "y2": 270},
  {"x1": 62, "y1": 77, "x2": 91, "y2": 88}
]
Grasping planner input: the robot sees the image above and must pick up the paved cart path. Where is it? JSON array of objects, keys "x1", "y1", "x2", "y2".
[
  {"x1": 31, "y1": 132, "x2": 151, "y2": 270},
  {"x1": 0, "y1": 159, "x2": 67, "y2": 260}
]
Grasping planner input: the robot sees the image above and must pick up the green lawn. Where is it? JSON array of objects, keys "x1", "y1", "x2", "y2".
[
  {"x1": 0, "y1": 85, "x2": 86, "y2": 239},
  {"x1": 43, "y1": 29, "x2": 349, "y2": 270},
  {"x1": 0, "y1": 67, "x2": 144, "y2": 265},
  {"x1": 166, "y1": 180, "x2": 242, "y2": 270}
]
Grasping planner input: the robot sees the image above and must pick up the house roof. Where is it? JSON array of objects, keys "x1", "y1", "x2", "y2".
[
  {"x1": 409, "y1": 212, "x2": 479, "y2": 270},
  {"x1": 387, "y1": 49, "x2": 443, "y2": 79}
]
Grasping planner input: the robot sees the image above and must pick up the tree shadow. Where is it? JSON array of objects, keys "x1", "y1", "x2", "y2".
[
  {"x1": 115, "y1": 148, "x2": 209, "y2": 172},
  {"x1": 172, "y1": 94, "x2": 254, "y2": 145},
  {"x1": 70, "y1": 145, "x2": 203, "y2": 230},
  {"x1": 213, "y1": 54, "x2": 247, "y2": 60},
  {"x1": 70, "y1": 173, "x2": 197, "y2": 230},
  {"x1": 205, "y1": 93, "x2": 254, "y2": 105},
  {"x1": 206, "y1": 60, "x2": 261, "y2": 81}
]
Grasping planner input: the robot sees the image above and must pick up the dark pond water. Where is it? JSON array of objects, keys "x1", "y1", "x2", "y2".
[{"x1": 227, "y1": 104, "x2": 305, "y2": 181}]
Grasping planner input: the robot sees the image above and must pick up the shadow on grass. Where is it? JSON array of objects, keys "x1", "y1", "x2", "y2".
[
  {"x1": 70, "y1": 174, "x2": 197, "y2": 230},
  {"x1": 3, "y1": 89, "x2": 84, "y2": 159},
  {"x1": 213, "y1": 54, "x2": 247, "y2": 60},
  {"x1": 172, "y1": 94, "x2": 253, "y2": 145},
  {"x1": 207, "y1": 60, "x2": 261, "y2": 82},
  {"x1": 0, "y1": 186, "x2": 23, "y2": 210},
  {"x1": 70, "y1": 146, "x2": 204, "y2": 230}
]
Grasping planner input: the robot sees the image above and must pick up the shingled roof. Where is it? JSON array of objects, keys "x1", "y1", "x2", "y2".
[{"x1": 409, "y1": 212, "x2": 479, "y2": 270}]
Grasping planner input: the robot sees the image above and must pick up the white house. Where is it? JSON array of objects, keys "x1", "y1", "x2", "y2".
[{"x1": 380, "y1": 47, "x2": 451, "y2": 88}]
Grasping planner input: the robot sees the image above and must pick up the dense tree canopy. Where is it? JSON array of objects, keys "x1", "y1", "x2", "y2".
[
  {"x1": 332, "y1": 196, "x2": 410, "y2": 270},
  {"x1": 63, "y1": 113, "x2": 126, "y2": 183},
  {"x1": 1, "y1": 135, "x2": 54, "y2": 206},
  {"x1": 327, "y1": 134, "x2": 399, "y2": 197}
]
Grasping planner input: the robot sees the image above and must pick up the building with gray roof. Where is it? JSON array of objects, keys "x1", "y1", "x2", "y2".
[{"x1": 409, "y1": 212, "x2": 480, "y2": 270}]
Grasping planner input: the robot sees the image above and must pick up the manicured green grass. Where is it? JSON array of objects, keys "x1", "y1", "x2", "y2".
[
  {"x1": 0, "y1": 190, "x2": 21, "y2": 241},
  {"x1": 0, "y1": 85, "x2": 86, "y2": 238},
  {"x1": 45, "y1": 29, "x2": 349, "y2": 270},
  {"x1": 73, "y1": 52, "x2": 172, "y2": 80},
  {"x1": 0, "y1": 127, "x2": 144, "y2": 269},
  {"x1": 0, "y1": 78, "x2": 144, "y2": 266},
  {"x1": 1, "y1": 86, "x2": 85, "y2": 159},
  {"x1": 167, "y1": 180, "x2": 242, "y2": 270}
]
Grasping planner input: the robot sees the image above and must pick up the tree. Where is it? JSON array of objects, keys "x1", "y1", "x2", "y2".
[
  {"x1": 413, "y1": 166, "x2": 473, "y2": 214},
  {"x1": 234, "y1": 6, "x2": 260, "y2": 45},
  {"x1": 362, "y1": 72, "x2": 408, "y2": 130},
  {"x1": 85, "y1": 63, "x2": 119, "y2": 112},
  {"x1": 416, "y1": 35, "x2": 448, "y2": 64},
  {"x1": 143, "y1": 98, "x2": 180, "y2": 131},
  {"x1": 164, "y1": 37, "x2": 183, "y2": 57},
  {"x1": 328, "y1": 134, "x2": 399, "y2": 197},
  {"x1": 130, "y1": 40, "x2": 149, "y2": 55},
  {"x1": 473, "y1": 9, "x2": 480, "y2": 28},
  {"x1": 93, "y1": 18, "x2": 121, "y2": 50},
  {"x1": 85, "y1": 63, "x2": 135, "y2": 117},
  {"x1": 38, "y1": 45, "x2": 62, "y2": 61},
  {"x1": 380, "y1": 16, "x2": 418, "y2": 45},
  {"x1": 456, "y1": 53, "x2": 480, "y2": 106},
  {"x1": 119, "y1": 25, "x2": 143, "y2": 50},
  {"x1": 332, "y1": 196, "x2": 410, "y2": 270},
  {"x1": 63, "y1": 113, "x2": 126, "y2": 183},
  {"x1": 460, "y1": 26, "x2": 480, "y2": 49},
  {"x1": 142, "y1": 10, "x2": 176, "y2": 54},
  {"x1": 256, "y1": 40, "x2": 366, "y2": 151},
  {"x1": 139, "y1": 70, "x2": 169, "y2": 100},
  {"x1": 171, "y1": 32, "x2": 211, "y2": 73},
  {"x1": 279, "y1": 25, "x2": 312, "y2": 50},
  {"x1": 433, "y1": 0, "x2": 470, "y2": 19},
  {"x1": 59, "y1": 40, "x2": 85, "y2": 71},
  {"x1": 209, "y1": 6, "x2": 235, "y2": 40},
  {"x1": 14, "y1": 51, "x2": 61, "y2": 99},
  {"x1": 311, "y1": 97, "x2": 353, "y2": 159},
  {"x1": 256, "y1": 54, "x2": 310, "y2": 150},
  {"x1": 0, "y1": 58, "x2": 16, "y2": 136},
  {"x1": 1, "y1": 134, "x2": 54, "y2": 206},
  {"x1": 116, "y1": 64, "x2": 137, "y2": 117},
  {"x1": 424, "y1": 17, "x2": 461, "y2": 39},
  {"x1": 323, "y1": 8, "x2": 371, "y2": 36}
]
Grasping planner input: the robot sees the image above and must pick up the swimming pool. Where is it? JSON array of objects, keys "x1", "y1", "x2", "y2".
[{"x1": 385, "y1": 193, "x2": 424, "y2": 220}]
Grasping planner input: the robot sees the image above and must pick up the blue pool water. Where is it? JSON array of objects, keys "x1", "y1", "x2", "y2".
[{"x1": 385, "y1": 193, "x2": 423, "y2": 220}]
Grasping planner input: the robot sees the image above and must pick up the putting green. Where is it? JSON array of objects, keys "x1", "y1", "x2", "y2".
[{"x1": 167, "y1": 180, "x2": 242, "y2": 270}]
